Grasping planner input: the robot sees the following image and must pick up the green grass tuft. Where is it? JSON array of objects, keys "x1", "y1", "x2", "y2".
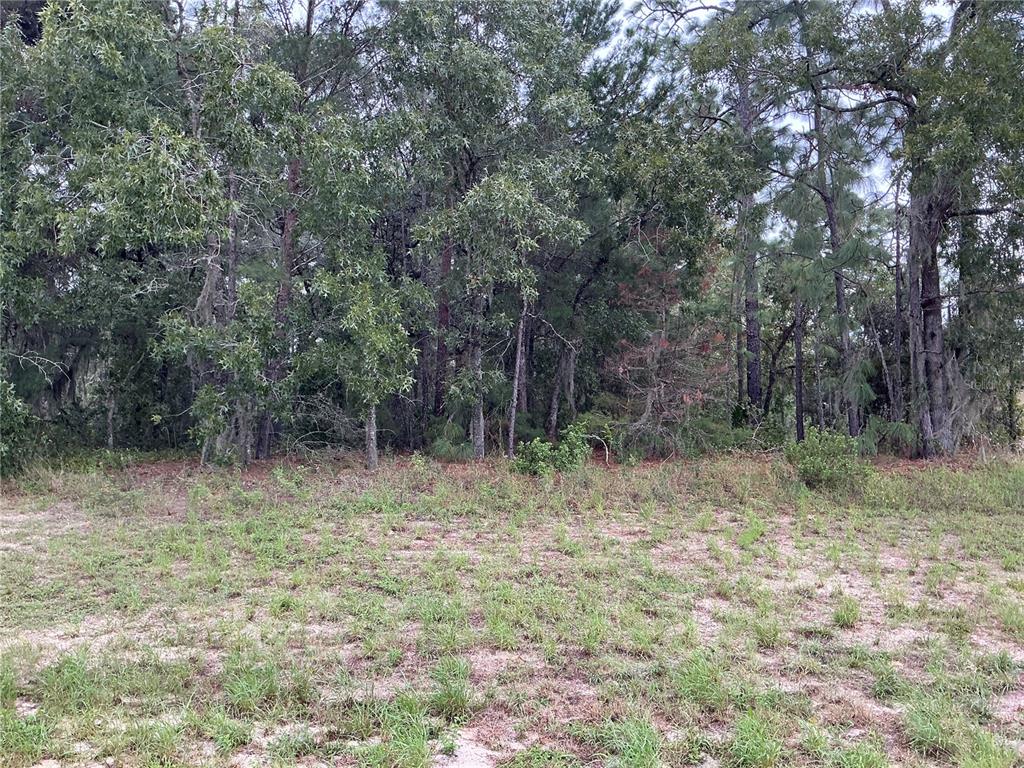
[{"x1": 729, "y1": 711, "x2": 783, "y2": 767}]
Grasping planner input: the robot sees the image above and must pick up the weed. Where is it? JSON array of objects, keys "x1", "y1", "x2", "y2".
[
  {"x1": 0, "y1": 663, "x2": 15, "y2": 708},
  {"x1": 753, "y1": 616, "x2": 782, "y2": 649},
  {"x1": 5, "y1": 453, "x2": 1023, "y2": 768},
  {"x1": 223, "y1": 653, "x2": 282, "y2": 715},
  {"x1": 904, "y1": 696, "x2": 959, "y2": 757},
  {"x1": 997, "y1": 600, "x2": 1024, "y2": 639},
  {"x1": 429, "y1": 656, "x2": 472, "y2": 723},
  {"x1": 738, "y1": 512, "x2": 768, "y2": 548},
  {"x1": 833, "y1": 595, "x2": 861, "y2": 629},
  {"x1": 673, "y1": 651, "x2": 729, "y2": 713},
  {"x1": 38, "y1": 652, "x2": 99, "y2": 714},
  {"x1": 270, "y1": 726, "x2": 318, "y2": 759},
  {"x1": 831, "y1": 739, "x2": 888, "y2": 768},
  {"x1": 554, "y1": 524, "x2": 584, "y2": 557},
  {"x1": 729, "y1": 711, "x2": 783, "y2": 767},
  {"x1": 580, "y1": 611, "x2": 610, "y2": 655},
  {"x1": 188, "y1": 705, "x2": 251, "y2": 753},
  {"x1": 112, "y1": 720, "x2": 182, "y2": 766},
  {"x1": 0, "y1": 712, "x2": 49, "y2": 766},
  {"x1": 868, "y1": 660, "x2": 904, "y2": 700},
  {"x1": 596, "y1": 716, "x2": 662, "y2": 768},
  {"x1": 961, "y1": 730, "x2": 1017, "y2": 768},
  {"x1": 358, "y1": 693, "x2": 431, "y2": 768}
]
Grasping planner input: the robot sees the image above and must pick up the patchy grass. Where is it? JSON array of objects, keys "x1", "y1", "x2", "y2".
[{"x1": 0, "y1": 452, "x2": 1022, "y2": 767}]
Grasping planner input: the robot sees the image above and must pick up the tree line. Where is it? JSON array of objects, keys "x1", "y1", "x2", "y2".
[{"x1": 1, "y1": 0, "x2": 1022, "y2": 471}]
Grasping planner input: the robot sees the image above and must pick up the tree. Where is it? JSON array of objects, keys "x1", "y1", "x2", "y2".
[
  {"x1": 3, "y1": 0, "x2": 1021, "y2": 467},
  {"x1": 852, "y1": 0, "x2": 1024, "y2": 454}
]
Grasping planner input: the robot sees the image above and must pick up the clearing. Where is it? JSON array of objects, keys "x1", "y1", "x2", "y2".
[{"x1": 0, "y1": 454, "x2": 1022, "y2": 767}]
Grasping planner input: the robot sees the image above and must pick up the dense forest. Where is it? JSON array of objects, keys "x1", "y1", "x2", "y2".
[{"x1": 1, "y1": 0, "x2": 1022, "y2": 471}]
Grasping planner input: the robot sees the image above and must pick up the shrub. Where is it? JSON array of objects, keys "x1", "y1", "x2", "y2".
[
  {"x1": 426, "y1": 419, "x2": 475, "y2": 461},
  {"x1": 0, "y1": 381, "x2": 34, "y2": 477},
  {"x1": 859, "y1": 415, "x2": 917, "y2": 456},
  {"x1": 785, "y1": 428, "x2": 865, "y2": 489},
  {"x1": 512, "y1": 423, "x2": 590, "y2": 475},
  {"x1": 553, "y1": 423, "x2": 591, "y2": 471},
  {"x1": 512, "y1": 436, "x2": 557, "y2": 476}
]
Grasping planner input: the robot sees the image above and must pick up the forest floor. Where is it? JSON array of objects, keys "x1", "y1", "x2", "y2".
[{"x1": 1, "y1": 452, "x2": 1023, "y2": 768}]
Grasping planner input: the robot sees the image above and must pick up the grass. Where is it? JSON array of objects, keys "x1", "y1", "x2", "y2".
[
  {"x1": 428, "y1": 655, "x2": 473, "y2": 723},
  {"x1": 673, "y1": 650, "x2": 730, "y2": 713},
  {"x1": 0, "y1": 452, "x2": 1022, "y2": 767},
  {"x1": 833, "y1": 594, "x2": 861, "y2": 629},
  {"x1": 0, "y1": 712, "x2": 50, "y2": 765},
  {"x1": 187, "y1": 706, "x2": 251, "y2": 753},
  {"x1": 595, "y1": 716, "x2": 662, "y2": 768},
  {"x1": 729, "y1": 711, "x2": 783, "y2": 767}
]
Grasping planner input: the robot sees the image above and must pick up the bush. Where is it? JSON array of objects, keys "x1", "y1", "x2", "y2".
[
  {"x1": 0, "y1": 381, "x2": 34, "y2": 477},
  {"x1": 512, "y1": 423, "x2": 591, "y2": 475},
  {"x1": 859, "y1": 415, "x2": 917, "y2": 456},
  {"x1": 426, "y1": 419, "x2": 474, "y2": 461},
  {"x1": 513, "y1": 435, "x2": 557, "y2": 476},
  {"x1": 784, "y1": 427, "x2": 865, "y2": 489}
]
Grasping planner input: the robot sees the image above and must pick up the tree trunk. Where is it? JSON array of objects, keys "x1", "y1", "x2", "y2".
[
  {"x1": 415, "y1": 334, "x2": 431, "y2": 448},
  {"x1": 256, "y1": 412, "x2": 272, "y2": 460},
  {"x1": 106, "y1": 390, "x2": 115, "y2": 450},
  {"x1": 565, "y1": 345, "x2": 577, "y2": 421},
  {"x1": 833, "y1": 269, "x2": 859, "y2": 436},
  {"x1": 197, "y1": 232, "x2": 222, "y2": 328},
  {"x1": 907, "y1": 181, "x2": 954, "y2": 455},
  {"x1": 761, "y1": 320, "x2": 795, "y2": 420},
  {"x1": 276, "y1": 159, "x2": 300, "y2": 330},
  {"x1": 547, "y1": 345, "x2": 566, "y2": 439},
  {"x1": 891, "y1": 201, "x2": 905, "y2": 420},
  {"x1": 735, "y1": 327, "x2": 746, "y2": 409},
  {"x1": 517, "y1": 316, "x2": 531, "y2": 416},
  {"x1": 871, "y1": 312, "x2": 896, "y2": 420},
  {"x1": 742, "y1": 204, "x2": 761, "y2": 414},
  {"x1": 223, "y1": 169, "x2": 239, "y2": 321},
  {"x1": 434, "y1": 237, "x2": 453, "y2": 415},
  {"x1": 507, "y1": 298, "x2": 527, "y2": 458},
  {"x1": 365, "y1": 404, "x2": 378, "y2": 471},
  {"x1": 794, "y1": 298, "x2": 805, "y2": 442},
  {"x1": 735, "y1": 67, "x2": 761, "y2": 416},
  {"x1": 256, "y1": 156, "x2": 300, "y2": 460},
  {"x1": 813, "y1": 335, "x2": 826, "y2": 429},
  {"x1": 1007, "y1": 375, "x2": 1020, "y2": 445},
  {"x1": 907, "y1": 207, "x2": 934, "y2": 457},
  {"x1": 470, "y1": 295, "x2": 485, "y2": 460},
  {"x1": 920, "y1": 244, "x2": 950, "y2": 452},
  {"x1": 809, "y1": 67, "x2": 860, "y2": 437}
]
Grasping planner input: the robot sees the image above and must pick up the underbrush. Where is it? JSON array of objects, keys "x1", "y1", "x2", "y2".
[
  {"x1": 511, "y1": 423, "x2": 591, "y2": 476},
  {"x1": 785, "y1": 428, "x2": 869, "y2": 490}
]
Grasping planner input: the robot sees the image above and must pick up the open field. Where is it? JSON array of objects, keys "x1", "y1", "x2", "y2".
[{"x1": 1, "y1": 454, "x2": 1023, "y2": 768}]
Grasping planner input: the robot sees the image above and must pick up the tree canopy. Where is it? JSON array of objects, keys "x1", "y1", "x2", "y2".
[{"x1": 2, "y1": 0, "x2": 1022, "y2": 470}]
